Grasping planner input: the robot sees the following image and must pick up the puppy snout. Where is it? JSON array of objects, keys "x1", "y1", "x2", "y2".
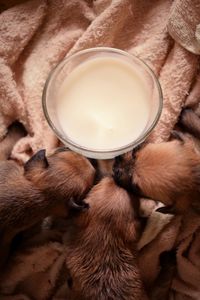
[{"x1": 113, "y1": 164, "x2": 133, "y2": 191}]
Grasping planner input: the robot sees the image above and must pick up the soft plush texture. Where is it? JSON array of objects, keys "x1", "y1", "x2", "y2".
[{"x1": 0, "y1": 0, "x2": 200, "y2": 299}]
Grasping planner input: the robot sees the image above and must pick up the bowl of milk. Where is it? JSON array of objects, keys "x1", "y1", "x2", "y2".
[{"x1": 42, "y1": 47, "x2": 163, "y2": 159}]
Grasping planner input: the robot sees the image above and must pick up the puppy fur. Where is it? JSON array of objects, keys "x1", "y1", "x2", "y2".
[
  {"x1": 65, "y1": 177, "x2": 147, "y2": 300},
  {"x1": 0, "y1": 149, "x2": 95, "y2": 267},
  {"x1": 113, "y1": 136, "x2": 200, "y2": 213},
  {"x1": 149, "y1": 250, "x2": 176, "y2": 300}
]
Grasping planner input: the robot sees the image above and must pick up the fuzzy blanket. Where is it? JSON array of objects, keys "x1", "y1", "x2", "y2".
[{"x1": 0, "y1": 0, "x2": 200, "y2": 299}]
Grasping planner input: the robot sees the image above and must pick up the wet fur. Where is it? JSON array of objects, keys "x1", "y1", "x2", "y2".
[
  {"x1": 65, "y1": 177, "x2": 148, "y2": 300},
  {"x1": 0, "y1": 149, "x2": 95, "y2": 267},
  {"x1": 113, "y1": 137, "x2": 200, "y2": 213}
]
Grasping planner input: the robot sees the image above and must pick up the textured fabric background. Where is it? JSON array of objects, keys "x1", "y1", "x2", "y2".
[{"x1": 0, "y1": 1, "x2": 200, "y2": 299}]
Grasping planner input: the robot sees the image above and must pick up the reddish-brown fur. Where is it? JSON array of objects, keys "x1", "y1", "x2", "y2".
[
  {"x1": 0, "y1": 149, "x2": 95, "y2": 267},
  {"x1": 25, "y1": 150, "x2": 95, "y2": 208},
  {"x1": 113, "y1": 137, "x2": 200, "y2": 213},
  {"x1": 65, "y1": 177, "x2": 148, "y2": 300}
]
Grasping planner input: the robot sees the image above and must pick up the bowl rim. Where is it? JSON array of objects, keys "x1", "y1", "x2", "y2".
[{"x1": 42, "y1": 47, "x2": 163, "y2": 158}]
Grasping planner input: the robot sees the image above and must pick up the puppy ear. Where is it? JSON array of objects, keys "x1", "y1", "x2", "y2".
[
  {"x1": 24, "y1": 149, "x2": 49, "y2": 173},
  {"x1": 69, "y1": 198, "x2": 89, "y2": 212},
  {"x1": 156, "y1": 205, "x2": 177, "y2": 215}
]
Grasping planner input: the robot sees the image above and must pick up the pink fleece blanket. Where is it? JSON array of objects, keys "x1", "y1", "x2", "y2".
[{"x1": 0, "y1": 0, "x2": 200, "y2": 299}]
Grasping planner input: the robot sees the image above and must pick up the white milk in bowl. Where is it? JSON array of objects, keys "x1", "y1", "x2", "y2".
[{"x1": 56, "y1": 56, "x2": 151, "y2": 151}]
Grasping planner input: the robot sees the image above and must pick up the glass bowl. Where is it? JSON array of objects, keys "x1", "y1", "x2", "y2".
[{"x1": 42, "y1": 47, "x2": 163, "y2": 159}]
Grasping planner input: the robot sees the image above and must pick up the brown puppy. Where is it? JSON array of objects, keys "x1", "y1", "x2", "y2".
[
  {"x1": 0, "y1": 149, "x2": 95, "y2": 266},
  {"x1": 113, "y1": 134, "x2": 200, "y2": 213},
  {"x1": 25, "y1": 148, "x2": 95, "y2": 211},
  {"x1": 65, "y1": 177, "x2": 147, "y2": 300}
]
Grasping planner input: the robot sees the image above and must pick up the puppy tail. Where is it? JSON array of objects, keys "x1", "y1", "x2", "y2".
[{"x1": 180, "y1": 109, "x2": 200, "y2": 139}]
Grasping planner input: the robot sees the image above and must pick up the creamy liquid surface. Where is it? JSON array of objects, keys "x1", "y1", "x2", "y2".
[{"x1": 57, "y1": 57, "x2": 151, "y2": 150}]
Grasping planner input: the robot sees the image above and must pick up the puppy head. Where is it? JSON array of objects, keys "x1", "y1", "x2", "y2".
[
  {"x1": 80, "y1": 177, "x2": 138, "y2": 242},
  {"x1": 24, "y1": 148, "x2": 95, "y2": 204},
  {"x1": 132, "y1": 139, "x2": 197, "y2": 206},
  {"x1": 65, "y1": 178, "x2": 142, "y2": 300},
  {"x1": 113, "y1": 134, "x2": 199, "y2": 212}
]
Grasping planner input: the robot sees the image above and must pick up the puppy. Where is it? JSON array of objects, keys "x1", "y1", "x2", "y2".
[
  {"x1": 0, "y1": 148, "x2": 95, "y2": 266},
  {"x1": 65, "y1": 177, "x2": 148, "y2": 300},
  {"x1": 113, "y1": 133, "x2": 200, "y2": 214}
]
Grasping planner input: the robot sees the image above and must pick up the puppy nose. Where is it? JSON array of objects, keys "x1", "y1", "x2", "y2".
[{"x1": 112, "y1": 167, "x2": 123, "y2": 184}]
